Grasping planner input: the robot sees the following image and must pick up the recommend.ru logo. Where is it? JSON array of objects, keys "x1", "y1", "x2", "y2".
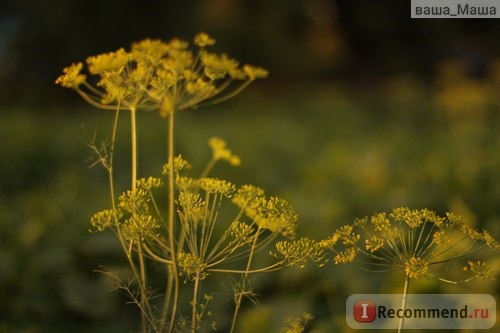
[{"x1": 346, "y1": 294, "x2": 496, "y2": 329}]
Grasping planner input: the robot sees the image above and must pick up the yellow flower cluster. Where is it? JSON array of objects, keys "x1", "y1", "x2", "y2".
[
  {"x1": 55, "y1": 33, "x2": 268, "y2": 115},
  {"x1": 463, "y1": 260, "x2": 495, "y2": 282},
  {"x1": 322, "y1": 207, "x2": 498, "y2": 282},
  {"x1": 390, "y1": 207, "x2": 442, "y2": 228},
  {"x1": 229, "y1": 221, "x2": 255, "y2": 245},
  {"x1": 365, "y1": 235, "x2": 384, "y2": 253},
  {"x1": 90, "y1": 209, "x2": 121, "y2": 232},
  {"x1": 432, "y1": 230, "x2": 452, "y2": 247},
  {"x1": 178, "y1": 252, "x2": 208, "y2": 281},
  {"x1": 241, "y1": 196, "x2": 298, "y2": 238},
  {"x1": 118, "y1": 188, "x2": 150, "y2": 213},
  {"x1": 136, "y1": 176, "x2": 163, "y2": 191},
  {"x1": 272, "y1": 237, "x2": 326, "y2": 268},
  {"x1": 232, "y1": 185, "x2": 298, "y2": 238},
  {"x1": 333, "y1": 247, "x2": 357, "y2": 264},
  {"x1": 55, "y1": 63, "x2": 86, "y2": 88},
  {"x1": 178, "y1": 192, "x2": 206, "y2": 223},
  {"x1": 208, "y1": 137, "x2": 241, "y2": 166},
  {"x1": 405, "y1": 257, "x2": 429, "y2": 279},
  {"x1": 89, "y1": 182, "x2": 163, "y2": 239},
  {"x1": 231, "y1": 185, "x2": 265, "y2": 208},
  {"x1": 199, "y1": 177, "x2": 236, "y2": 196},
  {"x1": 162, "y1": 155, "x2": 192, "y2": 176},
  {"x1": 122, "y1": 214, "x2": 160, "y2": 241}
]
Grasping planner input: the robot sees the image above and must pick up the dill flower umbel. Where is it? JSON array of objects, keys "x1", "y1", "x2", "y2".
[
  {"x1": 321, "y1": 207, "x2": 498, "y2": 283},
  {"x1": 55, "y1": 33, "x2": 268, "y2": 115},
  {"x1": 231, "y1": 183, "x2": 298, "y2": 238},
  {"x1": 272, "y1": 237, "x2": 327, "y2": 268}
]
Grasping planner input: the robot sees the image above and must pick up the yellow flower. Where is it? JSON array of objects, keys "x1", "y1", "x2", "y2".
[
  {"x1": 232, "y1": 185, "x2": 265, "y2": 208},
  {"x1": 371, "y1": 212, "x2": 391, "y2": 231},
  {"x1": 55, "y1": 63, "x2": 86, "y2": 88},
  {"x1": 131, "y1": 38, "x2": 169, "y2": 62},
  {"x1": 90, "y1": 209, "x2": 122, "y2": 232},
  {"x1": 365, "y1": 235, "x2": 384, "y2": 253},
  {"x1": 178, "y1": 252, "x2": 207, "y2": 280},
  {"x1": 201, "y1": 52, "x2": 245, "y2": 80},
  {"x1": 244, "y1": 196, "x2": 298, "y2": 238},
  {"x1": 86, "y1": 48, "x2": 129, "y2": 74},
  {"x1": 136, "y1": 177, "x2": 163, "y2": 190},
  {"x1": 186, "y1": 78, "x2": 215, "y2": 97},
  {"x1": 199, "y1": 177, "x2": 236, "y2": 196},
  {"x1": 162, "y1": 155, "x2": 192, "y2": 175},
  {"x1": 243, "y1": 65, "x2": 269, "y2": 80},
  {"x1": 334, "y1": 247, "x2": 357, "y2": 264},
  {"x1": 273, "y1": 237, "x2": 326, "y2": 268},
  {"x1": 318, "y1": 233, "x2": 340, "y2": 249},
  {"x1": 194, "y1": 33, "x2": 215, "y2": 47},
  {"x1": 166, "y1": 38, "x2": 189, "y2": 51},
  {"x1": 159, "y1": 95, "x2": 175, "y2": 118},
  {"x1": 178, "y1": 192, "x2": 205, "y2": 210},
  {"x1": 229, "y1": 221, "x2": 255, "y2": 245},
  {"x1": 118, "y1": 188, "x2": 150, "y2": 213},
  {"x1": 208, "y1": 137, "x2": 241, "y2": 166},
  {"x1": 432, "y1": 230, "x2": 452, "y2": 247},
  {"x1": 463, "y1": 261, "x2": 495, "y2": 282},
  {"x1": 175, "y1": 176, "x2": 199, "y2": 192},
  {"x1": 405, "y1": 257, "x2": 428, "y2": 279},
  {"x1": 122, "y1": 214, "x2": 159, "y2": 240}
]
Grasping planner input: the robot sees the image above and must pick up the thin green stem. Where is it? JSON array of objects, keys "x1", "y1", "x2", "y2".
[
  {"x1": 108, "y1": 107, "x2": 120, "y2": 208},
  {"x1": 208, "y1": 261, "x2": 283, "y2": 274},
  {"x1": 162, "y1": 271, "x2": 173, "y2": 329},
  {"x1": 397, "y1": 274, "x2": 410, "y2": 333},
  {"x1": 130, "y1": 106, "x2": 137, "y2": 190},
  {"x1": 107, "y1": 107, "x2": 154, "y2": 331},
  {"x1": 142, "y1": 242, "x2": 171, "y2": 264},
  {"x1": 192, "y1": 276, "x2": 201, "y2": 333},
  {"x1": 230, "y1": 228, "x2": 261, "y2": 333},
  {"x1": 167, "y1": 111, "x2": 180, "y2": 333},
  {"x1": 137, "y1": 241, "x2": 148, "y2": 333},
  {"x1": 200, "y1": 158, "x2": 217, "y2": 178},
  {"x1": 129, "y1": 105, "x2": 149, "y2": 333}
]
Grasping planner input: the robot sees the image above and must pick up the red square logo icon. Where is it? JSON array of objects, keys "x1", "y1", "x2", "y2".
[{"x1": 353, "y1": 300, "x2": 376, "y2": 322}]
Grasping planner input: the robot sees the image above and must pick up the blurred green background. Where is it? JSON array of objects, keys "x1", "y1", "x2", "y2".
[{"x1": 1, "y1": 0, "x2": 499, "y2": 332}]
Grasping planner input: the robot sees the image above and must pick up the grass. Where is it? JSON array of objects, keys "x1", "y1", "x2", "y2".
[{"x1": 1, "y1": 83, "x2": 499, "y2": 332}]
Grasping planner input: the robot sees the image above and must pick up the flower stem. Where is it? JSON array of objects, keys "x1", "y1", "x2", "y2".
[
  {"x1": 108, "y1": 107, "x2": 120, "y2": 208},
  {"x1": 192, "y1": 276, "x2": 201, "y2": 333},
  {"x1": 200, "y1": 158, "x2": 216, "y2": 178},
  {"x1": 167, "y1": 111, "x2": 180, "y2": 333},
  {"x1": 137, "y1": 242, "x2": 148, "y2": 333},
  {"x1": 130, "y1": 106, "x2": 137, "y2": 190},
  {"x1": 397, "y1": 274, "x2": 410, "y2": 333},
  {"x1": 130, "y1": 106, "x2": 149, "y2": 333},
  {"x1": 230, "y1": 228, "x2": 260, "y2": 333}
]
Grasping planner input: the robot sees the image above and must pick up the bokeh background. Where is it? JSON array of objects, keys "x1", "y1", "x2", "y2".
[{"x1": 1, "y1": 0, "x2": 499, "y2": 332}]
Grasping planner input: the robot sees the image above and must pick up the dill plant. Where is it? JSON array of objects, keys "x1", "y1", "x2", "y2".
[
  {"x1": 320, "y1": 207, "x2": 498, "y2": 332},
  {"x1": 56, "y1": 33, "x2": 324, "y2": 333}
]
